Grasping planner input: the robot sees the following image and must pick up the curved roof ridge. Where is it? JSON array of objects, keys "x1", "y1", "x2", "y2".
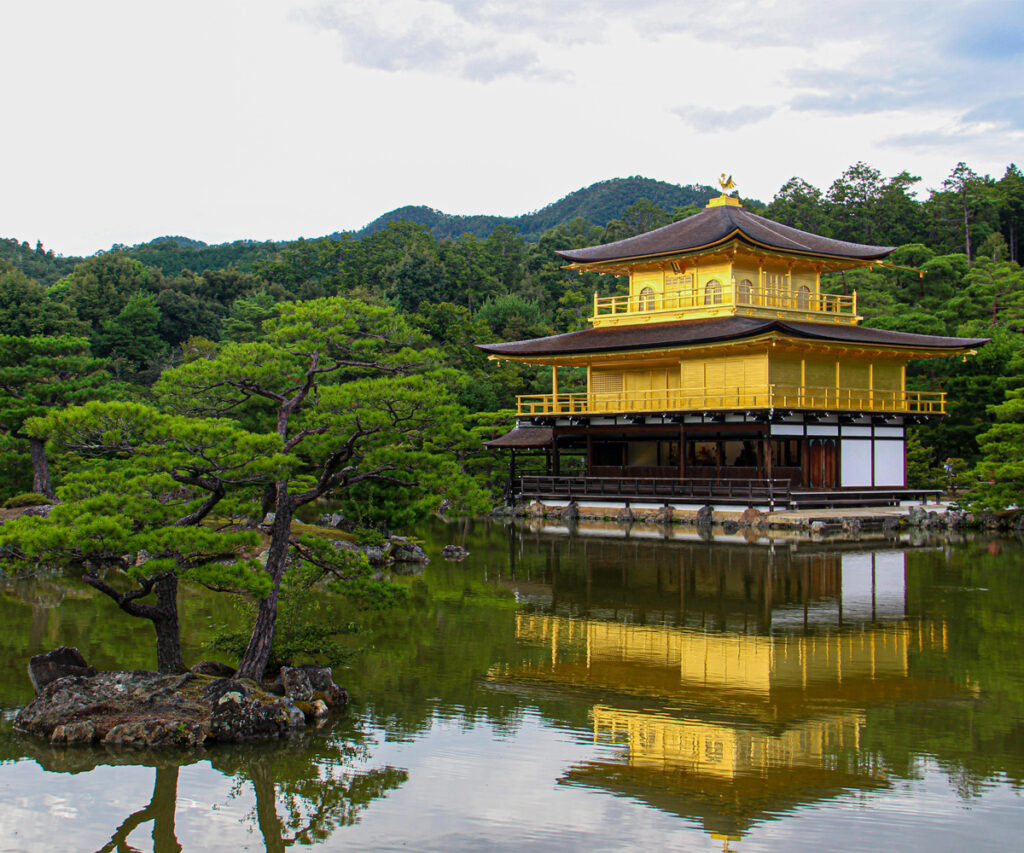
[
  {"x1": 556, "y1": 205, "x2": 895, "y2": 264},
  {"x1": 476, "y1": 317, "x2": 988, "y2": 358}
]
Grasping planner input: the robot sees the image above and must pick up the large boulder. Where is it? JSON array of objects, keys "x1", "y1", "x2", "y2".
[
  {"x1": 298, "y1": 665, "x2": 348, "y2": 706},
  {"x1": 906, "y1": 505, "x2": 928, "y2": 527},
  {"x1": 278, "y1": 666, "x2": 314, "y2": 703},
  {"x1": 20, "y1": 503, "x2": 54, "y2": 518},
  {"x1": 738, "y1": 507, "x2": 766, "y2": 527},
  {"x1": 653, "y1": 504, "x2": 674, "y2": 525},
  {"x1": 190, "y1": 660, "x2": 236, "y2": 678},
  {"x1": 390, "y1": 538, "x2": 429, "y2": 563},
  {"x1": 208, "y1": 689, "x2": 302, "y2": 741},
  {"x1": 441, "y1": 544, "x2": 470, "y2": 561},
  {"x1": 27, "y1": 646, "x2": 98, "y2": 693},
  {"x1": 696, "y1": 505, "x2": 714, "y2": 526},
  {"x1": 17, "y1": 670, "x2": 208, "y2": 746}
]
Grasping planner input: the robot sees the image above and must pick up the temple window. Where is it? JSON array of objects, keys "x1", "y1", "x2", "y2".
[
  {"x1": 737, "y1": 278, "x2": 753, "y2": 304},
  {"x1": 638, "y1": 286, "x2": 656, "y2": 311},
  {"x1": 797, "y1": 285, "x2": 811, "y2": 310},
  {"x1": 704, "y1": 279, "x2": 722, "y2": 305}
]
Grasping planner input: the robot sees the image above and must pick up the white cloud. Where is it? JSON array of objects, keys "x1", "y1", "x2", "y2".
[
  {"x1": 675, "y1": 105, "x2": 776, "y2": 131},
  {"x1": 0, "y1": 0, "x2": 1021, "y2": 254}
]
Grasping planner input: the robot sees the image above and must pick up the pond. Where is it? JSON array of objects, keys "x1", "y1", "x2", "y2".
[{"x1": 1, "y1": 519, "x2": 1023, "y2": 851}]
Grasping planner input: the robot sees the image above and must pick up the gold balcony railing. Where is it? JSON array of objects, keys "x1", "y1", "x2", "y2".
[
  {"x1": 592, "y1": 285, "x2": 857, "y2": 320},
  {"x1": 516, "y1": 385, "x2": 946, "y2": 416}
]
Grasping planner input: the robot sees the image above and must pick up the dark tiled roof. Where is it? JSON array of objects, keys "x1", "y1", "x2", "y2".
[
  {"x1": 556, "y1": 205, "x2": 895, "y2": 263},
  {"x1": 485, "y1": 426, "x2": 553, "y2": 448},
  {"x1": 477, "y1": 317, "x2": 988, "y2": 357}
]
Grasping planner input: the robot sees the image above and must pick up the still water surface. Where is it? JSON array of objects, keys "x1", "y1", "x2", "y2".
[{"x1": 1, "y1": 520, "x2": 1023, "y2": 851}]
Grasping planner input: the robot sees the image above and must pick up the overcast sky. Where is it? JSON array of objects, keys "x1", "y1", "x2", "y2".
[{"x1": 2, "y1": 0, "x2": 1022, "y2": 256}]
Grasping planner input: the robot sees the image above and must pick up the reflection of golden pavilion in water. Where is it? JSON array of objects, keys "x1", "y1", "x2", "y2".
[{"x1": 492, "y1": 545, "x2": 954, "y2": 841}]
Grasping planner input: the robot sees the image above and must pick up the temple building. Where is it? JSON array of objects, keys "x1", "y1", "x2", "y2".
[{"x1": 481, "y1": 191, "x2": 988, "y2": 509}]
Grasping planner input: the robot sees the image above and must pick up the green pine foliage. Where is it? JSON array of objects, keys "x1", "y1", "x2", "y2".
[{"x1": 1, "y1": 161, "x2": 1024, "y2": 509}]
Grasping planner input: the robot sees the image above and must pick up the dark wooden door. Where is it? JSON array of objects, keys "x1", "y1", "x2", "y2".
[
  {"x1": 808, "y1": 439, "x2": 839, "y2": 488},
  {"x1": 823, "y1": 439, "x2": 838, "y2": 487}
]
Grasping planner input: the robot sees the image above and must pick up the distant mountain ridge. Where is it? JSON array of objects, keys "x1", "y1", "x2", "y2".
[
  {"x1": 2, "y1": 177, "x2": 727, "y2": 282},
  {"x1": 345, "y1": 177, "x2": 722, "y2": 242}
]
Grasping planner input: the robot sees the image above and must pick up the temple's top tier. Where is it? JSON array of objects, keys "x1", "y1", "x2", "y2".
[{"x1": 558, "y1": 197, "x2": 896, "y2": 329}]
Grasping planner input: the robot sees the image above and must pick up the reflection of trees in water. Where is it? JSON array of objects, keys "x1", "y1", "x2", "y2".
[
  {"x1": 11, "y1": 726, "x2": 408, "y2": 851},
  {"x1": 230, "y1": 744, "x2": 408, "y2": 849},
  {"x1": 98, "y1": 764, "x2": 182, "y2": 853}
]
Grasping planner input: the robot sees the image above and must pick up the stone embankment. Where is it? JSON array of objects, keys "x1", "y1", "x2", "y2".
[
  {"x1": 492, "y1": 500, "x2": 1023, "y2": 535},
  {"x1": 15, "y1": 647, "x2": 348, "y2": 748}
]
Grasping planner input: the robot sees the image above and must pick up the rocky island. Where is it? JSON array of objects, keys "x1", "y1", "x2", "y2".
[{"x1": 15, "y1": 647, "x2": 348, "y2": 748}]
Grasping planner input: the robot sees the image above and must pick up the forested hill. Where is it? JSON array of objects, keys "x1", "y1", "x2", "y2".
[
  {"x1": 1, "y1": 176, "x2": 721, "y2": 284},
  {"x1": 2, "y1": 159, "x2": 1024, "y2": 505},
  {"x1": 350, "y1": 177, "x2": 722, "y2": 241}
]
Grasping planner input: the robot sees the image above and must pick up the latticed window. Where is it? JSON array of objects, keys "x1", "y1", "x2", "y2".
[
  {"x1": 638, "y1": 286, "x2": 656, "y2": 311},
  {"x1": 797, "y1": 285, "x2": 811, "y2": 310},
  {"x1": 704, "y1": 279, "x2": 722, "y2": 305},
  {"x1": 591, "y1": 371, "x2": 624, "y2": 394},
  {"x1": 737, "y1": 279, "x2": 753, "y2": 303}
]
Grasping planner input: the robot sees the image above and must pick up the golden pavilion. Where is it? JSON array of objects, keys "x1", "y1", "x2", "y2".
[{"x1": 480, "y1": 188, "x2": 988, "y2": 509}]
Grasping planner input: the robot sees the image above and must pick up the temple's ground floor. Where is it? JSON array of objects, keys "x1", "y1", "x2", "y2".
[{"x1": 490, "y1": 410, "x2": 934, "y2": 509}]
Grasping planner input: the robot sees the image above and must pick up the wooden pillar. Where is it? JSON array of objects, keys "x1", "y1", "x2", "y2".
[
  {"x1": 552, "y1": 429, "x2": 560, "y2": 476},
  {"x1": 551, "y1": 365, "x2": 559, "y2": 404},
  {"x1": 586, "y1": 432, "x2": 593, "y2": 476}
]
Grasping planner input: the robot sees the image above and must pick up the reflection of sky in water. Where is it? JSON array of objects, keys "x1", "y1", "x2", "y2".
[
  {"x1": 1, "y1": 715, "x2": 1021, "y2": 852},
  {"x1": 2, "y1": 525, "x2": 1023, "y2": 851},
  {"x1": 773, "y1": 550, "x2": 907, "y2": 629}
]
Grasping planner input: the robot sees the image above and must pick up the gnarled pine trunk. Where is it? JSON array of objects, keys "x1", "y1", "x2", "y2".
[
  {"x1": 152, "y1": 572, "x2": 184, "y2": 674},
  {"x1": 83, "y1": 568, "x2": 185, "y2": 674},
  {"x1": 234, "y1": 494, "x2": 294, "y2": 682},
  {"x1": 28, "y1": 436, "x2": 54, "y2": 499}
]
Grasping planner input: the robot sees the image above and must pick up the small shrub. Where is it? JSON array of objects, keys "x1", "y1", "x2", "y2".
[
  {"x1": 3, "y1": 492, "x2": 50, "y2": 509},
  {"x1": 353, "y1": 527, "x2": 387, "y2": 547}
]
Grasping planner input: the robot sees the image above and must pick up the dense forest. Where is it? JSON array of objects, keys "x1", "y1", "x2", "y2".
[
  {"x1": 2, "y1": 161, "x2": 1024, "y2": 508},
  {"x1": 349, "y1": 176, "x2": 722, "y2": 241}
]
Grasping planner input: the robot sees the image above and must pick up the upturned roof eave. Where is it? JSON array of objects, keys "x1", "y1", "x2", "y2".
[
  {"x1": 557, "y1": 230, "x2": 896, "y2": 270},
  {"x1": 475, "y1": 319, "x2": 989, "y2": 361}
]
